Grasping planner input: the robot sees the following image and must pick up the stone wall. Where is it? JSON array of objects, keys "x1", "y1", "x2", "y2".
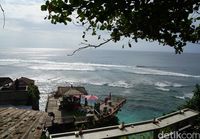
[{"x1": 0, "y1": 91, "x2": 29, "y2": 105}]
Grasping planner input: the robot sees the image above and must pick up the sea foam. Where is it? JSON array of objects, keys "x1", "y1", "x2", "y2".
[
  {"x1": 155, "y1": 87, "x2": 170, "y2": 92},
  {"x1": 155, "y1": 81, "x2": 185, "y2": 88},
  {"x1": 0, "y1": 58, "x2": 200, "y2": 78}
]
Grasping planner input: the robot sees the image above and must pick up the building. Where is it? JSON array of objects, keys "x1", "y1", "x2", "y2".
[
  {"x1": 0, "y1": 77, "x2": 39, "y2": 109},
  {"x1": 55, "y1": 86, "x2": 88, "y2": 97}
]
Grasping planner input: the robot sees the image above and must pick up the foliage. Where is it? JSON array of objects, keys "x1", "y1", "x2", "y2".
[
  {"x1": 40, "y1": 133, "x2": 50, "y2": 139},
  {"x1": 42, "y1": 0, "x2": 200, "y2": 53},
  {"x1": 182, "y1": 84, "x2": 200, "y2": 132},
  {"x1": 28, "y1": 84, "x2": 40, "y2": 101},
  {"x1": 184, "y1": 84, "x2": 200, "y2": 111},
  {"x1": 28, "y1": 84, "x2": 40, "y2": 110}
]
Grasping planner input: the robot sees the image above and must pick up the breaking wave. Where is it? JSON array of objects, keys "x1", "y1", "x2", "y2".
[
  {"x1": 0, "y1": 58, "x2": 200, "y2": 78},
  {"x1": 175, "y1": 93, "x2": 193, "y2": 100},
  {"x1": 155, "y1": 82, "x2": 185, "y2": 88},
  {"x1": 73, "y1": 80, "x2": 134, "y2": 89},
  {"x1": 34, "y1": 75, "x2": 134, "y2": 89},
  {"x1": 155, "y1": 87, "x2": 170, "y2": 92},
  {"x1": 129, "y1": 67, "x2": 200, "y2": 78},
  {"x1": 154, "y1": 81, "x2": 185, "y2": 92},
  {"x1": 107, "y1": 80, "x2": 134, "y2": 88},
  {"x1": 175, "y1": 96, "x2": 186, "y2": 100},
  {"x1": 28, "y1": 62, "x2": 126, "y2": 71}
]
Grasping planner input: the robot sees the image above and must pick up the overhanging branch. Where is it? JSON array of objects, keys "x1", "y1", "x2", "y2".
[
  {"x1": 0, "y1": 4, "x2": 5, "y2": 28},
  {"x1": 68, "y1": 38, "x2": 112, "y2": 56}
]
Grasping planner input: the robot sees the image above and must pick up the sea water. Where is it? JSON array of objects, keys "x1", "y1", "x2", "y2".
[{"x1": 0, "y1": 47, "x2": 200, "y2": 123}]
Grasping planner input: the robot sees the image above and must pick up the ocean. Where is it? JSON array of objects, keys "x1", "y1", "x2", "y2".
[{"x1": 0, "y1": 47, "x2": 200, "y2": 124}]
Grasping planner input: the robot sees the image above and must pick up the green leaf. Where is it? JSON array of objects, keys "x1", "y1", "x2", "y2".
[
  {"x1": 41, "y1": 5, "x2": 47, "y2": 11},
  {"x1": 41, "y1": 0, "x2": 200, "y2": 53},
  {"x1": 66, "y1": 17, "x2": 72, "y2": 22}
]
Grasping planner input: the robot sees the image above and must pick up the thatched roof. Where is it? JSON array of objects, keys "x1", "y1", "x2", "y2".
[
  {"x1": 56, "y1": 86, "x2": 88, "y2": 97},
  {"x1": 64, "y1": 88, "x2": 84, "y2": 96}
]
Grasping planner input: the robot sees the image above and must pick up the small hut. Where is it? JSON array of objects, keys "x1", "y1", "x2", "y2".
[{"x1": 61, "y1": 88, "x2": 85, "y2": 110}]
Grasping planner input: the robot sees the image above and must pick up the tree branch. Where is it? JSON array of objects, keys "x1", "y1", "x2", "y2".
[
  {"x1": 67, "y1": 38, "x2": 112, "y2": 56},
  {"x1": 0, "y1": 4, "x2": 5, "y2": 28}
]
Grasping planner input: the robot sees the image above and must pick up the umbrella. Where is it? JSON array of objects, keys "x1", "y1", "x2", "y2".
[{"x1": 84, "y1": 95, "x2": 98, "y2": 100}]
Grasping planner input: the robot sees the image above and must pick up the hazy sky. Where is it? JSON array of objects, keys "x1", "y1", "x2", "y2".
[{"x1": 0, "y1": 0, "x2": 199, "y2": 53}]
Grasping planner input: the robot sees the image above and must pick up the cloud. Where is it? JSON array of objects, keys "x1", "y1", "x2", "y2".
[
  {"x1": 0, "y1": 0, "x2": 83, "y2": 31},
  {"x1": 0, "y1": 0, "x2": 86, "y2": 49},
  {"x1": 2, "y1": 0, "x2": 46, "y2": 24},
  {"x1": 0, "y1": 0, "x2": 199, "y2": 53},
  {"x1": 6, "y1": 4, "x2": 44, "y2": 23}
]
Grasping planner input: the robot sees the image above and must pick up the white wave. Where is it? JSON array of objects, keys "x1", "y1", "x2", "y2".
[
  {"x1": 108, "y1": 80, "x2": 134, "y2": 88},
  {"x1": 175, "y1": 96, "x2": 186, "y2": 100},
  {"x1": 30, "y1": 65, "x2": 96, "y2": 71},
  {"x1": 28, "y1": 62, "x2": 127, "y2": 71},
  {"x1": 155, "y1": 82, "x2": 170, "y2": 87},
  {"x1": 184, "y1": 93, "x2": 193, "y2": 99},
  {"x1": 0, "y1": 58, "x2": 126, "y2": 71},
  {"x1": 0, "y1": 58, "x2": 200, "y2": 78},
  {"x1": 155, "y1": 81, "x2": 185, "y2": 88},
  {"x1": 66, "y1": 78, "x2": 109, "y2": 86},
  {"x1": 130, "y1": 67, "x2": 200, "y2": 78},
  {"x1": 31, "y1": 74, "x2": 60, "y2": 83},
  {"x1": 175, "y1": 93, "x2": 193, "y2": 100},
  {"x1": 68, "y1": 79, "x2": 134, "y2": 89},
  {"x1": 89, "y1": 82, "x2": 108, "y2": 86},
  {"x1": 156, "y1": 87, "x2": 170, "y2": 92},
  {"x1": 34, "y1": 75, "x2": 135, "y2": 89},
  {"x1": 0, "y1": 59, "x2": 55, "y2": 65},
  {"x1": 173, "y1": 83, "x2": 185, "y2": 87},
  {"x1": 0, "y1": 59, "x2": 22, "y2": 65}
]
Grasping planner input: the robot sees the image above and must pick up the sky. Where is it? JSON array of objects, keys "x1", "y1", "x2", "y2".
[{"x1": 0, "y1": 0, "x2": 199, "y2": 53}]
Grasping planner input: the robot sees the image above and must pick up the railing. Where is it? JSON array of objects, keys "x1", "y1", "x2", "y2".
[{"x1": 50, "y1": 108, "x2": 199, "y2": 139}]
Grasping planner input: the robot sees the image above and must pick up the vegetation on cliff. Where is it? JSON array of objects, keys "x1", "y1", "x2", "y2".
[{"x1": 28, "y1": 84, "x2": 40, "y2": 110}]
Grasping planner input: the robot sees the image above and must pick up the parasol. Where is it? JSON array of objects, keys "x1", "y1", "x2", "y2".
[{"x1": 84, "y1": 95, "x2": 98, "y2": 100}]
